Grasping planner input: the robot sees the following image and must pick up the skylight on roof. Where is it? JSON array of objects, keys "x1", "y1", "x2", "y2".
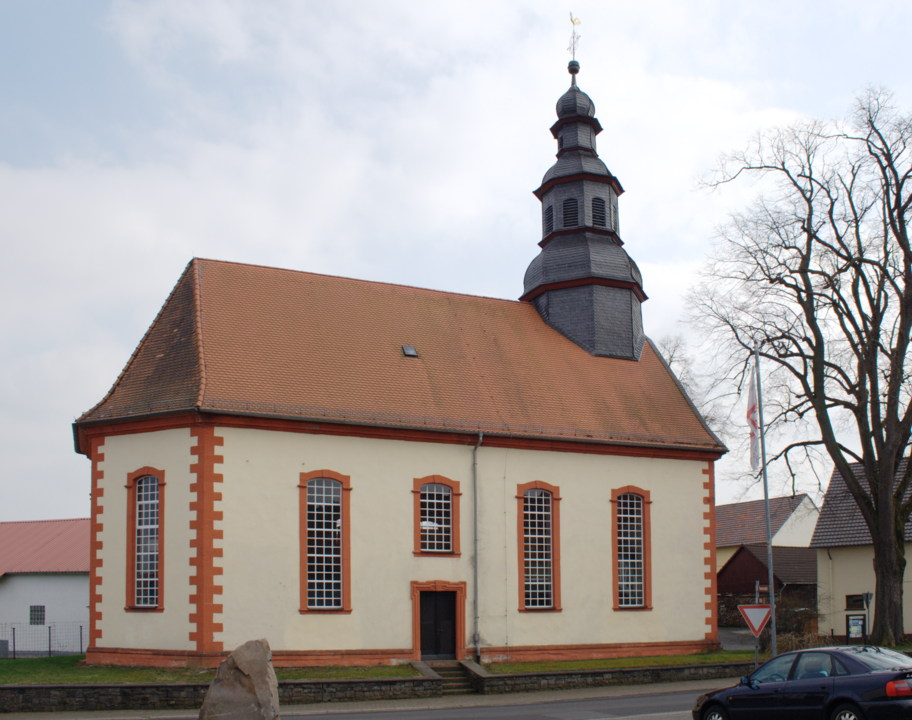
[{"x1": 402, "y1": 345, "x2": 418, "y2": 357}]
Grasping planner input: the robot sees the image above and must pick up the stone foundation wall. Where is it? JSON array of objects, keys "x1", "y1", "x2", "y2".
[
  {"x1": 0, "y1": 661, "x2": 756, "y2": 713},
  {"x1": 460, "y1": 659, "x2": 753, "y2": 694},
  {"x1": 0, "y1": 674, "x2": 441, "y2": 714}
]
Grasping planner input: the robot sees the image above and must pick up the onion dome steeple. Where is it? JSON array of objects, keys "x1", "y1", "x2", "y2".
[{"x1": 521, "y1": 61, "x2": 647, "y2": 361}]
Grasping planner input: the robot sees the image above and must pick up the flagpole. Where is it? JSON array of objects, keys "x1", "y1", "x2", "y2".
[{"x1": 754, "y1": 341, "x2": 777, "y2": 657}]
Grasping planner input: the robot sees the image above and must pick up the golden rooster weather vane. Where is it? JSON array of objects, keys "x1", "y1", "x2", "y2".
[{"x1": 568, "y1": 13, "x2": 581, "y2": 60}]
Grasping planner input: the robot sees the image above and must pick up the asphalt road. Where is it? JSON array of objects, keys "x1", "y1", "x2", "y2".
[{"x1": 282, "y1": 690, "x2": 697, "y2": 720}]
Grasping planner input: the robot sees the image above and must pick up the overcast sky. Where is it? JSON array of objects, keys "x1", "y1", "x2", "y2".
[{"x1": 2, "y1": 0, "x2": 911, "y2": 521}]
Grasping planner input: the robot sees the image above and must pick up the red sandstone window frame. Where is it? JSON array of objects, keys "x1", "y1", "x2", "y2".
[
  {"x1": 516, "y1": 480, "x2": 562, "y2": 612},
  {"x1": 413, "y1": 475, "x2": 461, "y2": 557},
  {"x1": 125, "y1": 467, "x2": 166, "y2": 612},
  {"x1": 611, "y1": 485, "x2": 652, "y2": 611},
  {"x1": 299, "y1": 469, "x2": 352, "y2": 614}
]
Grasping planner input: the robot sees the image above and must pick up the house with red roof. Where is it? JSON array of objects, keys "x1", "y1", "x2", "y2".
[
  {"x1": 73, "y1": 60, "x2": 726, "y2": 668},
  {"x1": 0, "y1": 519, "x2": 90, "y2": 654},
  {"x1": 714, "y1": 494, "x2": 819, "y2": 572}
]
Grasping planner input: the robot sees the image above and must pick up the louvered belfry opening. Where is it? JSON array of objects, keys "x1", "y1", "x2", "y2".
[
  {"x1": 523, "y1": 60, "x2": 647, "y2": 361},
  {"x1": 592, "y1": 197, "x2": 606, "y2": 227},
  {"x1": 562, "y1": 198, "x2": 579, "y2": 227},
  {"x1": 544, "y1": 205, "x2": 554, "y2": 236}
]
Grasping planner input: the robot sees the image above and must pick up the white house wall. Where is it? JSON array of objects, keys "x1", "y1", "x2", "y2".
[
  {"x1": 0, "y1": 573, "x2": 89, "y2": 626},
  {"x1": 772, "y1": 496, "x2": 819, "y2": 548}
]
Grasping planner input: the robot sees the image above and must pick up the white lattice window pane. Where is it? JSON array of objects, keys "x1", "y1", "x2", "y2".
[
  {"x1": 524, "y1": 489, "x2": 552, "y2": 608},
  {"x1": 135, "y1": 476, "x2": 160, "y2": 606},
  {"x1": 307, "y1": 478, "x2": 343, "y2": 608},
  {"x1": 420, "y1": 483, "x2": 452, "y2": 552},
  {"x1": 617, "y1": 494, "x2": 643, "y2": 606}
]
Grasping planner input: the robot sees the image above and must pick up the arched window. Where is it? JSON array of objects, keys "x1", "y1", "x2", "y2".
[
  {"x1": 413, "y1": 476, "x2": 461, "y2": 555},
  {"x1": 125, "y1": 467, "x2": 166, "y2": 611},
  {"x1": 544, "y1": 206, "x2": 554, "y2": 236},
  {"x1": 592, "y1": 197, "x2": 607, "y2": 227},
  {"x1": 516, "y1": 481, "x2": 562, "y2": 611},
  {"x1": 299, "y1": 470, "x2": 352, "y2": 613},
  {"x1": 562, "y1": 198, "x2": 579, "y2": 227},
  {"x1": 611, "y1": 486, "x2": 652, "y2": 610}
]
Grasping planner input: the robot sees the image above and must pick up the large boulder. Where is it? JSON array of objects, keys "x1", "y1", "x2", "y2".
[{"x1": 199, "y1": 639, "x2": 280, "y2": 720}]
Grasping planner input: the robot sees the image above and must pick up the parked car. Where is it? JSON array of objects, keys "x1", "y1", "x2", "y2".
[{"x1": 692, "y1": 646, "x2": 912, "y2": 720}]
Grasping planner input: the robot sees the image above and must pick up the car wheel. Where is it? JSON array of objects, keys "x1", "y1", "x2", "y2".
[
  {"x1": 702, "y1": 706, "x2": 729, "y2": 720},
  {"x1": 830, "y1": 704, "x2": 865, "y2": 720}
]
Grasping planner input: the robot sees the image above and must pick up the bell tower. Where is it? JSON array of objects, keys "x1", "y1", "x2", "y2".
[{"x1": 521, "y1": 59, "x2": 647, "y2": 360}]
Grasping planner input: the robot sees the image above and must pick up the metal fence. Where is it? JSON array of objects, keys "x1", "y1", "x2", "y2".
[{"x1": 0, "y1": 622, "x2": 88, "y2": 658}]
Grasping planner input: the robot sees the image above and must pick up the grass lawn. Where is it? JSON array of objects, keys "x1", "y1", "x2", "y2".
[
  {"x1": 486, "y1": 650, "x2": 757, "y2": 674},
  {"x1": 0, "y1": 655, "x2": 419, "y2": 685}
]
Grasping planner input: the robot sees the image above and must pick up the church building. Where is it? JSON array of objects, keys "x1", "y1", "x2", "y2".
[{"x1": 74, "y1": 61, "x2": 726, "y2": 667}]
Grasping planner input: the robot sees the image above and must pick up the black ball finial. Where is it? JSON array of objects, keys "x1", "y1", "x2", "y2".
[{"x1": 568, "y1": 60, "x2": 580, "y2": 75}]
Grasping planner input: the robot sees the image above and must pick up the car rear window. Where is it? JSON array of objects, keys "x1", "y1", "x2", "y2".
[{"x1": 839, "y1": 647, "x2": 912, "y2": 671}]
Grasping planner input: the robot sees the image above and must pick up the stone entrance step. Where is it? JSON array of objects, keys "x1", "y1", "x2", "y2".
[{"x1": 426, "y1": 660, "x2": 475, "y2": 695}]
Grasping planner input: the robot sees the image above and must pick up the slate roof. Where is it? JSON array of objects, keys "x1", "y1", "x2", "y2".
[
  {"x1": 76, "y1": 258, "x2": 724, "y2": 453},
  {"x1": 811, "y1": 460, "x2": 912, "y2": 548},
  {"x1": 738, "y1": 545, "x2": 818, "y2": 584},
  {"x1": 0, "y1": 519, "x2": 90, "y2": 577},
  {"x1": 716, "y1": 495, "x2": 809, "y2": 547}
]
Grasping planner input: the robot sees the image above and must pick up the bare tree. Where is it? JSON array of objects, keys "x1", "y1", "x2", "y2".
[
  {"x1": 655, "y1": 334, "x2": 729, "y2": 439},
  {"x1": 689, "y1": 88, "x2": 912, "y2": 645}
]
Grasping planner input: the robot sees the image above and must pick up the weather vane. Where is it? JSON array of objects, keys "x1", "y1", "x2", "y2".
[{"x1": 568, "y1": 13, "x2": 581, "y2": 60}]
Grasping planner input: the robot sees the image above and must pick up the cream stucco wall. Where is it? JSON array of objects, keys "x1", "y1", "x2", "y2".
[
  {"x1": 772, "y1": 496, "x2": 819, "y2": 547},
  {"x1": 95, "y1": 429, "x2": 195, "y2": 650},
  {"x1": 716, "y1": 546, "x2": 738, "y2": 573},
  {"x1": 215, "y1": 427, "x2": 714, "y2": 654},
  {"x1": 817, "y1": 543, "x2": 912, "y2": 636}
]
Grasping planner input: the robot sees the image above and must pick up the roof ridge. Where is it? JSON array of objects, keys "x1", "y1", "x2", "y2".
[
  {"x1": 194, "y1": 257, "x2": 526, "y2": 306},
  {"x1": 192, "y1": 258, "x2": 207, "y2": 408},
  {"x1": 717, "y1": 494, "x2": 806, "y2": 509},
  {"x1": 76, "y1": 260, "x2": 200, "y2": 422}
]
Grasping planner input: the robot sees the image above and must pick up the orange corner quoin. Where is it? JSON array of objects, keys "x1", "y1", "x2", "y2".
[
  {"x1": 189, "y1": 426, "x2": 225, "y2": 652},
  {"x1": 703, "y1": 462, "x2": 719, "y2": 643},
  {"x1": 89, "y1": 437, "x2": 105, "y2": 646}
]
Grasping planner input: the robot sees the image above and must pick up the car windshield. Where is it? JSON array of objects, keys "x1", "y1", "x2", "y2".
[{"x1": 839, "y1": 647, "x2": 912, "y2": 671}]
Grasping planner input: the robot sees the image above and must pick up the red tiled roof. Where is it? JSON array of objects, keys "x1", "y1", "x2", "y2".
[
  {"x1": 715, "y1": 495, "x2": 808, "y2": 547},
  {"x1": 0, "y1": 519, "x2": 90, "y2": 577},
  {"x1": 77, "y1": 259, "x2": 724, "y2": 452}
]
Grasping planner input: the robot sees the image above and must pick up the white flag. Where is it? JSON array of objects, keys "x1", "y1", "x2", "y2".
[{"x1": 746, "y1": 367, "x2": 760, "y2": 471}]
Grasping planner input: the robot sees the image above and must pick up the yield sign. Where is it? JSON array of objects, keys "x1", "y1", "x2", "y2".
[{"x1": 738, "y1": 604, "x2": 772, "y2": 638}]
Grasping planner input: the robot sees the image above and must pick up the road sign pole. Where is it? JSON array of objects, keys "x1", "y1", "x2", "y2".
[
  {"x1": 754, "y1": 581, "x2": 759, "y2": 668},
  {"x1": 754, "y1": 342, "x2": 777, "y2": 657}
]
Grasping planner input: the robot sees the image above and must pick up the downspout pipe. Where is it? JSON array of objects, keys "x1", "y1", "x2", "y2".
[{"x1": 473, "y1": 431, "x2": 484, "y2": 662}]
